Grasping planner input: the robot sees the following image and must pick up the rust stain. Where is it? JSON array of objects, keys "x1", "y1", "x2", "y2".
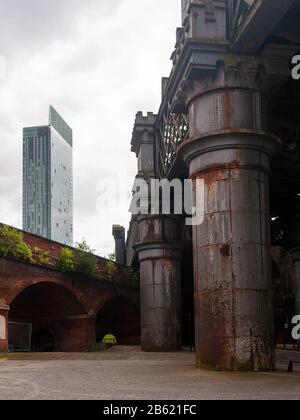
[
  {"x1": 220, "y1": 244, "x2": 230, "y2": 258},
  {"x1": 193, "y1": 169, "x2": 225, "y2": 189}
]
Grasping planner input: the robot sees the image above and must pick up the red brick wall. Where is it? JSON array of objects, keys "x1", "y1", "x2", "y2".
[
  {"x1": 0, "y1": 224, "x2": 140, "y2": 352},
  {"x1": 0, "y1": 254, "x2": 140, "y2": 352},
  {"x1": 31, "y1": 317, "x2": 93, "y2": 352},
  {"x1": 0, "y1": 223, "x2": 114, "y2": 274}
]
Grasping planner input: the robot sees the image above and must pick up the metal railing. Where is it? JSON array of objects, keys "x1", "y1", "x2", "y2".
[
  {"x1": 8, "y1": 322, "x2": 32, "y2": 352},
  {"x1": 156, "y1": 111, "x2": 189, "y2": 179}
]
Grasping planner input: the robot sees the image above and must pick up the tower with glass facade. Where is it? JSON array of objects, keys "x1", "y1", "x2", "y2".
[{"x1": 23, "y1": 105, "x2": 73, "y2": 246}]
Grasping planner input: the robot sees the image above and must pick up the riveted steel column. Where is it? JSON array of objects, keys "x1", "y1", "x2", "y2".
[
  {"x1": 180, "y1": 87, "x2": 280, "y2": 371},
  {"x1": 135, "y1": 215, "x2": 182, "y2": 352}
]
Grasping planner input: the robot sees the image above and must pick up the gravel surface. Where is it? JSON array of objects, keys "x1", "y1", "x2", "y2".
[{"x1": 0, "y1": 346, "x2": 300, "y2": 400}]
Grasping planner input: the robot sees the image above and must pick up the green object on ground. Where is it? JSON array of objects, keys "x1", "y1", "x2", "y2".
[{"x1": 102, "y1": 334, "x2": 117, "y2": 345}]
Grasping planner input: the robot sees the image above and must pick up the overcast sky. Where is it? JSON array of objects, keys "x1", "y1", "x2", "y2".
[{"x1": 0, "y1": 0, "x2": 181, "y2": 257}]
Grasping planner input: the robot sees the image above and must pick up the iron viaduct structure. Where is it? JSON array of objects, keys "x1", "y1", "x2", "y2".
[{"x1": 126, "y1": 0, "x2": 300, "y2": 371}]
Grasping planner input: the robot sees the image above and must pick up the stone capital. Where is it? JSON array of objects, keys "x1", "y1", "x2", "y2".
[
  {"x1": 168, "y1": 41, "x2": 297, "y2": 112},
  {"x1": 177, "y1": 55, "x2": 265, "y2": 106},
  {"x1": 179, "y1": 130, "x2": 281, "y2": 177}
]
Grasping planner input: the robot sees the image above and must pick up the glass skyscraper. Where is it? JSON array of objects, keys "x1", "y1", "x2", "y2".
[{"x1": 23, "y1": 106, "x2": 73, "y2": 246}]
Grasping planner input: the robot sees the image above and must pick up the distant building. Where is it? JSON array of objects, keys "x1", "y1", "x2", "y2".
[{"x1": 23, "y1": 105, "x2": 73, "y2": 246}]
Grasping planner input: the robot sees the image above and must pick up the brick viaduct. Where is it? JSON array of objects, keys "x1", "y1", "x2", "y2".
[{"x1": 0, "y1": 228, "x2": 140, "y2": 353}]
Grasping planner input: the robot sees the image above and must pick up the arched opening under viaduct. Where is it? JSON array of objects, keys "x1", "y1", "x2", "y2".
[
  {"x1": 8, "y1": 282, "x2": 89, "y2": 352},
  {"x1": 96, "y1": 296, "x2": 140, "y2": 345}
]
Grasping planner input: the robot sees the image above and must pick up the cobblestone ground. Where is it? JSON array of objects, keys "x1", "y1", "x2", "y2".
[{"x1": 0, "y1": 347, "x2": 299, "y2": 400}]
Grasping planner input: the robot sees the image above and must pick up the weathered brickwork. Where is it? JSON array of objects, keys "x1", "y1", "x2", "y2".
[{"x1": 0, "y1": 227, "x2": 140, "y2": 353}]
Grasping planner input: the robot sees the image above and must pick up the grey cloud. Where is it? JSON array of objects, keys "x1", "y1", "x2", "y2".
[
  {"x1": 0, "y1": 0, "x2": 181, "y2": 255},
  {"x1": 0, "y1": 0, "x2": 123, "y2": 56}
]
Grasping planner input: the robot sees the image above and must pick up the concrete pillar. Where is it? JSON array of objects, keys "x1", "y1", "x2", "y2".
[
  {"x1": 112, "y1": 225, "x2": 126, "y2": 265},
  {"x1": 180, "y1": 83, "x2": 281, "y2": 371},
  {"x1": 0, "y1": 302, "x2": 9, "y2": 353},
  {"x1": 135, "y1": 215, "x2": 182, "y2": 351}
]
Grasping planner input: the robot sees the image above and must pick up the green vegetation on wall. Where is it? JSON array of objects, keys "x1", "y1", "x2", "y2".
[
  {"x1": 33, "y1": 247, "x2": 51, "y2": 266},
  {"x1": 0, "y1": 225, "x2": 33, "y2": 262},
  {"x1": 58, "y1": 239, "x2": 99, "y2": 277},
  {"x1": 58, "y1": 247, "x2": 76, "y2": 272},
  {"x1": 74, "y1": 239, "x2": 99, "y2": 277},
  {"x1": 0, "y1": 226, "x2": 139, "y2": 284}
]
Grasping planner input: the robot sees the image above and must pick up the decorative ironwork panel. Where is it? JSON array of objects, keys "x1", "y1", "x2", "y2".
[
  {"x1": 157, "y1": 112, "x2": 189, "y2": 178},
  {"x1": 228, "y1": 0, "x2": 254, "y2": 37}
]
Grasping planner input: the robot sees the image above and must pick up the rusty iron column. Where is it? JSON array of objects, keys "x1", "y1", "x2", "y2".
[
  {"x1": 179, "y1": 62, "x2": 281, "y2": 370},
  {"x1": 0, "y1": 301, "x2": 9, "y2": 353},
  {"x1": 130, "y1": 112, "x2": 183, "y2": 351},
  {"x1": 135, "y1": 215, "x2": 182, "y2": 351}
]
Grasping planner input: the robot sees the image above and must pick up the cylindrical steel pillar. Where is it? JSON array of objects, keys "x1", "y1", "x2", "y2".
[
  {"x1": 135, "y1": 215, "x2": 182, "y2": 351},
  {"x1": 180, "y1": 87, "x2": 280, "y2": 371}
]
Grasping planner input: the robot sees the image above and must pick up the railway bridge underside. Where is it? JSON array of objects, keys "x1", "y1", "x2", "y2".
[{"x1": 126, "y1": 0, "x2": 300, "y2": 371}]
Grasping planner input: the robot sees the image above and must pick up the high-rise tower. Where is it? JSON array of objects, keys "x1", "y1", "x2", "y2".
[{"x1": 23, "y1": 105, "x2": 73, "y2": 246}]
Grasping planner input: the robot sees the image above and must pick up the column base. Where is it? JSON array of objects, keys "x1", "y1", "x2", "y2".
[{"x1": 196, "y1": 343, "x2": 276, "y2": 372}]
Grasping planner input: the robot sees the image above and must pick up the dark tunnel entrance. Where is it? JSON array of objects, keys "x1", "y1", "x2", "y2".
[
  {"x1": 31, "y1": 330, "x2": 55, "y2": 352},
  {"x1": 96, "y1": 296, "x2": 140, "y2": 345}
]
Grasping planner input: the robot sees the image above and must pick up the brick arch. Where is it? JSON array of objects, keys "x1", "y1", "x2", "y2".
[
  {"x1": 90, "y1": 291, "x2": 119, "y2": 317},
  {"x1": 92, "y1": 290, "x2": 139, "y2": 318},
  {"x1": 0, "y1": 255, "x2": 140, "y2": 352},
  {"x1": 7, "y1": 278, "x2": 88, "y2": 314},
  {"x1": 8, "y1": 281, "x2": 90, "y2": 352}
]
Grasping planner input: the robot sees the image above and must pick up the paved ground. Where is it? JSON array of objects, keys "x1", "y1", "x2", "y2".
[{"x1": 0, "y1": 347, "x2": 300, "y2": 400}]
